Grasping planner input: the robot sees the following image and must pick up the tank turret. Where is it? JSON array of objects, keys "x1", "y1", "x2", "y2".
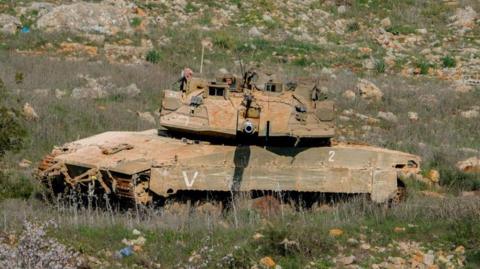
[{"x1": 159, "y1": 70, "x2": 335, "y2": 145}]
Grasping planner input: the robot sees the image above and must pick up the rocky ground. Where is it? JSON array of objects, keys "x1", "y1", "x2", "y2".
[{"x1": 0, "y1": 0, "x2": 479, "y2": 268}]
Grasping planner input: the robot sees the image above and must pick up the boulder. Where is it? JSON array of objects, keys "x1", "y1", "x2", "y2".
[
  {"x1": 450, "y1": 6, "x2": 477, "y2": 31},
  {"x1": 408, "y1": 111, "x2": 419, "y2": 121},
  {"x1": 248, "y1": 26, "x2": 263, "y2": 37},
  {"x1": 33, "y1": 89, "x2": 50, "y2": 97},
  {"x1": 377, "y1": 111, "x2": 398, "y2": 123},
  {"x1": 18, "y1": 159, "x2": 32, "y2": 168},
  {"x1": 104, "y1": 39, "x2": 153, "y2": 63},
  {"x1": 136, "y1": 111, "x2": 156, "y2": 125},
  {"x1": 116, "y1": 83, "x2": 141, "y2": 97},
  {"x1": 55, "y1": 89, "x2": 67, "y2": 99},
  {"x1": 329, "y1": 228, "x2": 343, "y2": 237},
  {"x1": 27, "y1": 2, "x2": 55, "y2": 17},
  {"x1": 259, "y1": 256, "x2": 276, "y2": 268},
  {"x1": 22, "y1": 103, "x2": 39, "y2": 121},
  {"x1": 342, "y1": 90, "x2": 356, "y2": 101},
  {"x1": 460, "y1": 109, "x2": 479, "y2": 119},
  {"x1": 355, "y1": 79, "x2": 383, "y2": 101},
  {"x1": 456, "y1": 157, "x2": 480, "y2": 173},
  {"x1": 338, "y1": 255, "x2": 355, "y2": 265},
  {"x1": 380, "y1": 17, "x2": 391, "y2": 28},
  {"x1": 36, "y1": 2, "x2": 133, "y2": 35},
  {"x1": 0, "y1": 14, "x2": 21, "y2": 35},
  {"x1": 71, "y1": 75, "x2": 111, "y2": 99},
  {"x1": 426, "y1": 169, "x2": 440, "y2": 183}
]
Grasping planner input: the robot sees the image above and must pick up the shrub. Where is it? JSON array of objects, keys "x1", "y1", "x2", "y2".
[
  {"x1": 212, "y1": 31, "x2": 236, "y2": 49},
  {"x1": 15, "y1": 72, "x2": 24, "y2": 84},
  {"x1": 375, "y1": 59, "x2": 386, "y2": 73},
  {"x1": 146, "y1": 50, "x2": 162, "y2": 64},
  {"x1": 0, "y1": 172, "x2": 34, "y2": 200},
  {"x1": 130, "y1": 17, "x2": 142, "y2": 27},
  {"x1": 416, "y1": 60, "x2": 434, "y2": 75},
  {"x1": 386, "y1": 25, "x2": 415, "y2": 35},
  {"x1": 441, "y1": 55, "x2": 456, "y2": 68},
  {"x1": 0, "y1": 79, "x2": 26, "y2": 157},
  {"x1": 184, "y1": 2, "x2": 199, "y2": 13},
  {"x1": 347, "y1": 22, "x2": 360, "y2": 32}
]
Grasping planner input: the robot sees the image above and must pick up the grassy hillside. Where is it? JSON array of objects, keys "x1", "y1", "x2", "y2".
[{"x1": 0, "y1": 0, "x2": 479, "y2": 268}]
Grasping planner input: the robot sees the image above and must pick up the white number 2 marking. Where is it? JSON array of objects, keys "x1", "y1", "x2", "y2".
[
  {"x1": 182, "y1": 171, "x2": 198, "y2": 188},
  {"x1": 328, "y1": 151, "x2": 335, "y2": 162}
]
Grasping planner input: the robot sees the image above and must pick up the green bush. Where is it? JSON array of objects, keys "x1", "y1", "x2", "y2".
[
  {"x1": 0, "y1": 79, "x2": 26, "y2": 157},
  {"x1": 0, "y1": 172, "x2": 34, "y2": 201},
  {"x1": 146, "y1": 50, "x2": 162, "y2": 64},
  {"x1": 375, "y1": 59, "x2": 386, "y2": 73},
  {"x1": 386, "y1": 25, "x2": 416, "y2": 35},
  {"x1": 347, "y1": 22, "x2": 360, "y2": 32},
  {"x1": 439, "y1": 167, "x2": 480, "y2": 191},
  {"x1": 130, "y1": 17, "x2": 142, "y2": 27},
  {"x1": 212, "y1": 31, "x2": 236, "y2": 49},
  {"x1": 441, "y1": 55, "x2": 456, "y2": 68},
  {"x1": 184, "y1": 2, "x2": 199, "y2": 13},
  {"x1": 416, "y1": 60, "x2": 434, "y2": 75}
]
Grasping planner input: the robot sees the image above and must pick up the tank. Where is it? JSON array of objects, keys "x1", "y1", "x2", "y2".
[
  {"x1": 36, "y1": 71, "x2": 421, "y2": 207},
  {"x1": 159, "y1": 70, "x2": 335, "y2": 145}
]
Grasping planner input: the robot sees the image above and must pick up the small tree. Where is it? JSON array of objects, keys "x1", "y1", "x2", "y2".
[{"x1": 0, "y1": 79, "x2": 26, "y2": 158}]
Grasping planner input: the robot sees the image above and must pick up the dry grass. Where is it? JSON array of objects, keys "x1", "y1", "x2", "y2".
[{"x1": 1, "y1": 193, "x2": 479, "y2": 268}]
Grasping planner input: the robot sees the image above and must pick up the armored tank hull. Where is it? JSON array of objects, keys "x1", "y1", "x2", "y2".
[{"x1": 36, "y1": 129, "x2": 420, "y2": 205}]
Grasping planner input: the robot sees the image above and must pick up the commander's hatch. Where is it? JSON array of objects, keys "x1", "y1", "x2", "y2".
[
  {"x1": 263, "y1": 81, "x2": 283, "y2": 94},
  {"x1": 206, "y1": 82, "x2": 229, "y2": 99}
]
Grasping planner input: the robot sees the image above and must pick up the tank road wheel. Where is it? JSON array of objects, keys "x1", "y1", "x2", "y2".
[{"x1": 389, "y1": 180, "x2": 407, "y2": 206}]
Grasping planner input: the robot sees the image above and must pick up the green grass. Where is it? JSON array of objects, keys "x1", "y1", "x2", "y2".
[
  {"x1": 441, "y1": 55, "x2": 457, "y2": 68},
  {"x1": 130, "y1": 17, "x2": 142, "y2": 27},
  {"x1": 145, "y1": 49, "x2": 162, "y2": 64},
  {"x1": 1, "y1": 194, "x2": 478, "y2": 268}
]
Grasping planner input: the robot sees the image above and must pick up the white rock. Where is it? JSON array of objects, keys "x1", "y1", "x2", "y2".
[
  {"x1": 33, "y1": 89, "x2": 50, "y2": 96},
  {"x1": 381, "y1": 17, "x2": 391, "y2": 28},
  {"x1": 18, "y1": 159, "x2": 32, "y2": 168},
  {"x1": 416, "y1": 28, "x2": 428, "y2": 34},
  {"x1": 137, "y1": 111, "x2": 156, "y2": 125},
  {"x1": 339, "y1": 116, "x2": 350, "y2": 121},
  {"x1": 355, "y1": 79, "x2": 383, "y2": 101},
  {"x1": 361, "y1": 125, "x2": 372, "y2": 131},
  {"x1": 360, "y1": 243, "x2": 371, "y2": 250},
  {"x1": 450, "y1": 6, "x2": 477, "y2": 30},
  {"x1": 408, "y1": 111, "x2": 419, "y2": 121},
  {"x1": 423, "y1": 251, "x2": 435, "y2": 266},
  {"x1": 363, "y1": 58, "x2": 375, "y2": 70},
  {"x1": 342, "y1": 90, "x2": 356, "y2": 101},
  {"x1": 456, "y1": 157, "x2": 480, "y2": 173},
  {"x1": 334, "y1": 19, "x2": 346, "y2": 34},
  {"x1": 377, "y1": 111, "x2": 398, "y2": 123},
  {"x1": 116, "y1": 83, "x2": 141, "y2": 97},
  {"x1": 0, "y1": 14, "x2": 21, "y2": 35},
  {"x1": 218, "y1": 68, "x2": 229, "y2": 74},
  {"x1": 55, "y1": 89, "x2": 67, "y2": 99},
  {"x1": 23, "y1": 103, "x2": 39, "y2": 121},
  {"x1": 337, "y1": 5, "x2": 347, "y2": 14},
  {"x1": 262, "y1": 14, "x2": 273, "y2": 22},
  {"x1": 248, "y1": 26, "x2": 263, "y2": 37},
  {"x1": 460, "y1": 109, "x2": 479, "y2": 119},
  {"x1": 36, "y1": 2, "x2": 133, "y2": 35},
  {"x1": 338, "y1": 255, "x2": 355, "y2": 265},
  {"x1": 71, "y1": 76, "x2": 111, "y2": 99}
]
